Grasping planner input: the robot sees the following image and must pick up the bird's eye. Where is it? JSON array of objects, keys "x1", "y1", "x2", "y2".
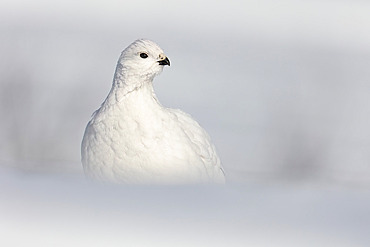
[{"x1": 140, "y1": 53, "x2": 148, "y2": 59}]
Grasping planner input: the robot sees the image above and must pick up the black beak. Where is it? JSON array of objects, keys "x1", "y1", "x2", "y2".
[{"x1": 158, "y1": 57, "x2": 170, "y2": 66}]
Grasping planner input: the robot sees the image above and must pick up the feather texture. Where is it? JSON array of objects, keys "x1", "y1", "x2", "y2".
[{"x1": 81, "y1": 39, "x2": 225, "y2": 184}]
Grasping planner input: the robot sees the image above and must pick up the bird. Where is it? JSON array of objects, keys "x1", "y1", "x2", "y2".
[{"x1": 81, "y1": 39, "x2": 225, "y2": 184}]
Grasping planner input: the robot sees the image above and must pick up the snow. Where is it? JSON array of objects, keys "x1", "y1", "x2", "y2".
[
  {"x1": 1, "y1": 166, "x2": 370, "y2": 247},
  {"x1": 1, "y1": 1, "x2": 370, "y2": 183},
  {"x1": 1, "y1": 0, "x2": 370, "y2": 245}
]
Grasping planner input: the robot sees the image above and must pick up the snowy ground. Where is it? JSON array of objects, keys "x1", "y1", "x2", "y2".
[
  {"x1": 1, "y1": 1, "x2": 370, "y2": 246},
  {"x1": 1, "y1": 165, "x2": 370, "y2": 247}
]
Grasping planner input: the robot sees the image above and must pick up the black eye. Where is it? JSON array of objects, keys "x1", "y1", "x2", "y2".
[{"x1": 140, "y1": 53, "x2": 148, "y2": 59}]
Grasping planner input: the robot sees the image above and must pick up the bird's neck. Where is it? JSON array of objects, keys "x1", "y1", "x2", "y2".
[
  {"x1": 111, "y1": 63, "x2": 157, "y2": 101},
  {"x1": 110, "y1": 81, "x2": 163, "y2": 128},
  {"x1": 106, "y1": 70, "x2": 161, "y2": 111},
  {"x1": 91, "y1": 67, "x2": 163, "y2": 126}
]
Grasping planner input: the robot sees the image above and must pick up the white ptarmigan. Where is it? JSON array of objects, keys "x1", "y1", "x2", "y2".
[{"x1": 81, "y1": 39, "x2": 225, "y2": 184}]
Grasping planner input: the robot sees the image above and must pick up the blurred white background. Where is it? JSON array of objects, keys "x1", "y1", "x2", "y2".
[{"x1": 1, "y1": 0, "x2": 370, "y2": 246}]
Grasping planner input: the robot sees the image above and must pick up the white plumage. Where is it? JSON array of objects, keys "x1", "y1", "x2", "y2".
[{"x1": 81, "y1": 39, "x2": 225, "y2": 184}]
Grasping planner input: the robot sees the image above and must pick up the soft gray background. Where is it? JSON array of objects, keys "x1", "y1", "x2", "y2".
[{"x1": 1, "y1": 0, "x2": 370, "y2": 246}]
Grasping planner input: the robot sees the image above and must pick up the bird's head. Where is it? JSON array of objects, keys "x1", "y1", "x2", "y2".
[{"x1": 116, "y1": 39, "x2": 170, "y2": 83}]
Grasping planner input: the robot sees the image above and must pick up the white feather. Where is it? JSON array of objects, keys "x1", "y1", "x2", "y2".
[{"x1": 81, "y1": 39, "x2": 225, "y2": 184}]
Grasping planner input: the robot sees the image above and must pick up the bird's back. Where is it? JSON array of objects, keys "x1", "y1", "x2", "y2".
[
  {"x1": 82, "y1": 100, "x2": 225, "y2": 184},
  {"x1": 167, "y1": 108, "x2": 225, "y2": 181}
]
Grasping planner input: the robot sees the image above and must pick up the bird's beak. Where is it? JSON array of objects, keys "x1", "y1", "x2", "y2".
[{"x1": 158, "y1": 56, "x2": 170, "y2": 66}]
